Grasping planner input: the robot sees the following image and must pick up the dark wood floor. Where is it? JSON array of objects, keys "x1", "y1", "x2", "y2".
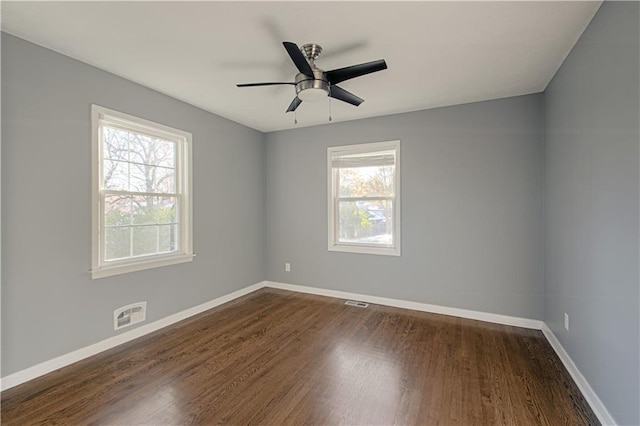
[{"x1": 2, "y1": 288, "x2": 598, "y2": 425}]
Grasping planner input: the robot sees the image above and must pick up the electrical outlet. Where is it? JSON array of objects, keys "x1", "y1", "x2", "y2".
[
  {"x1": 564, "y1": 312, "x2": 569, "y2": 331},
  {"x1": 285, "y1": 262, "x2": 291, "y2": 272}
]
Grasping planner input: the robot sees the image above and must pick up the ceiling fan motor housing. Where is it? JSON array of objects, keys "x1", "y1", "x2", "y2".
[{"x1": 295, "y1": 69, "x2": 329, "y2": 102}]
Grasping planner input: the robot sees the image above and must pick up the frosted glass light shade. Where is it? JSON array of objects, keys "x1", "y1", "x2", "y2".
[{"x1": 298, "y1": 88, "x2": 328, "y2": 102}]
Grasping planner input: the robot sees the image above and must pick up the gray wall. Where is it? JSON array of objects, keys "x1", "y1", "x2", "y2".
[
  {"x1": 265, "y1": 94, "x2": 544, "y2": 320},
  {"x1": 4, "y1": 4, "x2": 639, "y2": 422},
  {"x1": 544, "y1": 2, "x2": 640, "y2": 425},
  {"x1": 1, "y1": 34, "x2": 265, "y2": 376}
]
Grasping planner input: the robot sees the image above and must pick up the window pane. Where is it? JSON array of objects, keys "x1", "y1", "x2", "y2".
[
  {"x1": 338, "y1": 165, "x2": 394, "y2": 197},
  {"x1": 105, "y1": 227, "x2": 130, "y2": 260},
  {"x1": 132, "y1": 196, "x2": 157, "y2": 225},
  {"x1": 132, "y1": 226, "x2": 158, "y2": 256},
  {"x1": 130, "y1": 163, "x2": 175, "y2": 194},
  {"x1": 130, "y1": 134, "x2": 176, "y2": 168},
  {"x1": 103, "y1": 160, "x2": 129, "y2": 191},
  {"x1": 159, "y1": 224, "x2": 178, "y2": 253},
  {"x1": 128, "y1": 132, "x2": 153, "y2": 165},
  {"x1": 104, "y1": 195, "x2": 131, "y2": 226},
  {"x1": 337, "y1": 200, "x2": 393, "y2": 245},
  {"x1": 103, "y1": 127, "x2": 129, "y2": 161},
  {"x1": 158, "y1": 197, "x2": 177, "y2": 224},
  {"x1": 153, "y1": 139, "x2": 176, "y2": 168},
  {"x1": 129, "y1": 163, "x2": 148, "y2": 193},
  {"x1": 153, "y1": 166, "x2": 176, "y2": 193}
]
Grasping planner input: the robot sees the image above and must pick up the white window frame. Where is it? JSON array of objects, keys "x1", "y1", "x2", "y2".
[
  {"x1": 327, "y1": 140, "x2": 401, "y2": 256},
  {"x1": 91, "y1": 105, "x2": 193, "y2": 279}
]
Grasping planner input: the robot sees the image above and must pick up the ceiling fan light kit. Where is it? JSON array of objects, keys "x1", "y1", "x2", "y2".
[
  {"x1": 237, "y1": 41, "x2": 388, "y2": 118},
  {"x1": 294, "y1": 68, "x2": 329, "y2": 102}
]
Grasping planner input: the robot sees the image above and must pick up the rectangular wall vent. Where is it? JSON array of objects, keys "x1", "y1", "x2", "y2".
[
  {"x1": 114, "y1": 302, "x2": 147, "y2": 330},
  {"x1": 345, "y1": 300, "x2": 369, "y2": 308}
]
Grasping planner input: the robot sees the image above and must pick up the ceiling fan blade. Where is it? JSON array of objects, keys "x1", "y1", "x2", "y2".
[
  {"x1": 283, "y1": 42, "x2": 314, "y2": 77},
  {"x1": 329, "y1": 85, "x2": 364, "y2": 106},
  {"x1": 325, "y1": 59, "x2": 388, "y2": 85},
  {"x1": 236, "y1": 82, "x2": 295, "y2": 87},
  {"x1": 286, "y1": 97, "x2": 302, "y2": 113}
]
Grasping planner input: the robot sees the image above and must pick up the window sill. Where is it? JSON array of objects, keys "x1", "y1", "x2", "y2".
[
  {"x1": 91, "y1": 253, "x2": 195, "y2": 279},
  {"x1": 328, "y1": 244, "x2": 400, "y2": 256}
]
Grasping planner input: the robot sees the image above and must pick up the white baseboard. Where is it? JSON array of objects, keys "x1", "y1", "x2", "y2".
[
  {"x1": 0, "y1": 281, "x2": 266, "y2": 391},
  {"x1": 267, "y1": 281, "x2": 616, "y2": 425},
  {"x1": 264, "y1": 281, "x2": 544, "y2": 329},
  {"x1": 541, "y1": 324, "x2": 617, "y2": 426},
  {"x1": 1, "y1": 279, "x2": 616, "y2": 426}
]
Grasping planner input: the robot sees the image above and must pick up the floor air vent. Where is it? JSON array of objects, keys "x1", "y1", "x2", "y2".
[
  {"x1": 345, "y1": 300, "x2": 369, "y2": 308},
  {"x1": 114, "y1": 302, "x2": 147, "y2": 330}
]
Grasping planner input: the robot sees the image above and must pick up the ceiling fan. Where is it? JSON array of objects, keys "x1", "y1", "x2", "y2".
[{"x1": 237, "y1": 42, "x2": 388, "y2": 113}]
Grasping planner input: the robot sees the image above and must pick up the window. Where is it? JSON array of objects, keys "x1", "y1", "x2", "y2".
[
  {"x1": 91, "y1": 105, "x2": 193, "y2": 279},
  {"x1": 328, "y1": 140, "x2": 400, "y2": 256}
]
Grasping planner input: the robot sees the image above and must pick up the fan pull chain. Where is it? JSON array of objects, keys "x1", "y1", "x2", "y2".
[
  {"x1": 294, "y1": 108, "x2": 298, "y2": 125},
  {"x1": 328, "y1": 86, "x2": 333, "y2": 122}
]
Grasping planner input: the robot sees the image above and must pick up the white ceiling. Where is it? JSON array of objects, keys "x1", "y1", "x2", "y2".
[{"x1": 1, "y1": 1, "x2": 601, "y2": 132}]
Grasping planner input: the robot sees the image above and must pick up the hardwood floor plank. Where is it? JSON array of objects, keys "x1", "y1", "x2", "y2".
[{"x1": 2, "y1": 288, "x2": 599, "y2": 425}]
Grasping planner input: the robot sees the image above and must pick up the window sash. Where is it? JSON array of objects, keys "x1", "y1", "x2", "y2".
[
  {"x1": 100, "y1": 191, "x2": 182, "y2": 261},
  {"x1": 99, "y1": 127, "x2": 182, "y2": 193},
  {"x1": 333, "y1": 196, "x2": 395, "y2": 248},
  {"x1": 99, "y1": 180, "x2": 184, "y2": 265},
  {"x1": 99, "y1": 118, "x2": 185, "y2": 145},
  {"x1": 101, "y1": 189, "x2": 179, "y2": 197}
]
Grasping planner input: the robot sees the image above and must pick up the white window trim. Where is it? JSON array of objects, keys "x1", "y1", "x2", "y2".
[
  {"x1": 327, "y1": 140, "x2": 401, "y2": 256},
  {"x1": 91, "y1": 105, "x2": 194, "y2": 279}
]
